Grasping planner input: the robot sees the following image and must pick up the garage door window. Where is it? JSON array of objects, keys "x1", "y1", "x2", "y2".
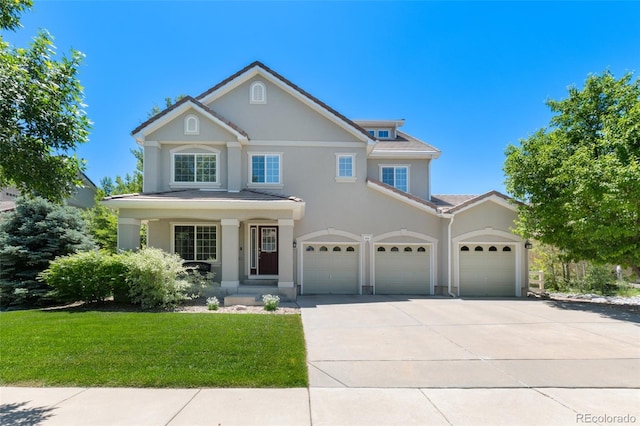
[
  {"x1": 319, "y1": 246, "x2": 328, "y2": 252},
  {"x1": 333, "y1": 246, "x2": 342, "y2": 252},
  {"x1": 503, "y1": 246, "x2": 512, "y2": 252},
  {"x1": 346, "y1": 246, "x2": 355, "y2": 252},
  {"x1": 417, "y1": 247, "x2": 426, "y2": 252},
  {"x1": 377, "y1": 247, "x2": 385, "y2": 252},
  {"x1": 404, "y1": 247, "x2": 412, "y2": 252},
  {"x1": 489, "y1": 246, "x2": 498, "y2": 252},
  {"x1": 474, "y1": 246, "x2": 484, "y2": 251}
]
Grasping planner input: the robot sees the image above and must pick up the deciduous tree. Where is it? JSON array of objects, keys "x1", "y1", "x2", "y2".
[{"x1": 504, "y1": 71, "x2": 640, "y2": 276}]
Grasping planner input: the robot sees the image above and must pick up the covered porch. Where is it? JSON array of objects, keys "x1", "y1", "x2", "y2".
[{"x1": 102, "y1": 189, "x2": 305, "y2": 300}]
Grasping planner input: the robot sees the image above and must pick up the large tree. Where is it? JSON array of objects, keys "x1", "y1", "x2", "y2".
[
  {"x1": 504, "y1": 71, "x2": 640, "y2": 276},
  {"x1": 0, "y1": 0, "x2": 91, "y2": 202}
]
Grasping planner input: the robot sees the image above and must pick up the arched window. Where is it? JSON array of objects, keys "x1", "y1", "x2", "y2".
[
  {"x1": 184, "y1": 114, "x2": 199, "y2": 135},
  {"x1": 503, "y1": 246, "x2": 512, "y2": 252},
  {"x1": 417, "y1": 247, "x2": 426, "y2": 252},
  {"x1": 333, "y1": 246, "x2": 342, "y2": 252},
  {"x1": 460, "y1": 246, "x2": 470, "y2": 252},
  {"x1": 391, "y1": 246, "x2": 399, "y2": 252},
  {"x1": 489, "y1": 246, "x2": 498, "y2": 252},
  {"x1": 377, "y1": 247, "x2": 386, "y2": 252},
  {"x1": 474, "y1": 246, "x2": 484, "y2": 252},
  {"x1": 305, "y1": 246, "x2": 315, "y2": 252},
  {"x1": 319, "y1": 246, "x2": 328, "y2": 252},
  {"x1": 404, "y1": 247, "x2": 413, "y2": 252},
  {"x1": 250, "y1": 81, "x2": 267, "y2": 104},
  {"x1": 346, "y1": 246, "x2": 355, "y2": 252}
]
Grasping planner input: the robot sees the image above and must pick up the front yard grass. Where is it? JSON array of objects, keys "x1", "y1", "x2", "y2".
[{"x1": 0, "y1": 310, "x2": 308, "y2": 388}]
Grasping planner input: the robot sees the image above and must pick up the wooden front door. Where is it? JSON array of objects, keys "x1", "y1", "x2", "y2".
[{"x1": 257, "y1": 226, "x2": 278, "y2": 275}]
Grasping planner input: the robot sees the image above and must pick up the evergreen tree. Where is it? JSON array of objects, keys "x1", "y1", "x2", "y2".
[{"x1": 0, "y1": 197, "x2": 96, "y2": 306}]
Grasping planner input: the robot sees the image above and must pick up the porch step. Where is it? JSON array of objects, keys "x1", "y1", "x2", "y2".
[
  {"x1": 243, "y1": 279, "x2": 278, "y2": 286},
  {"x1": 224, "y1": 294, "x2": 263, "y2": 307}
]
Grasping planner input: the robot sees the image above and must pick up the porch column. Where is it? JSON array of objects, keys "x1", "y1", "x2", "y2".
[
  {"x1": 221, "y1": 219, "x2": 240, "y2": 288},
  {"x1": 118, "y1": 218, "x2": 141, "y2": 251},
  {"x1": 277, "y1": 219, "x2": 294, "y2": 289}
]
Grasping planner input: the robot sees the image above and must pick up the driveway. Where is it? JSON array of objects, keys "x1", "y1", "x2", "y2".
[{"x1": 298, "y1": 295, "x2": 640, "y2": 389}]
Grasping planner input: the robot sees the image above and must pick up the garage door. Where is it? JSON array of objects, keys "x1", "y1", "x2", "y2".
[
  {"x1": 302, "y1": 244, "x2": 359, "y2": 294},
  {"x1": 375, "y1": 245, "x2": 430, "y2": 295},
  {"x1": 459, "y1": 244, "x2": 515, "y2": 296}
]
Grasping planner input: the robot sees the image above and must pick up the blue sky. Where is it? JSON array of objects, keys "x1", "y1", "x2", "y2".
[{"x1": 5, "y1": 1, "x2": 640, "y2": 195}]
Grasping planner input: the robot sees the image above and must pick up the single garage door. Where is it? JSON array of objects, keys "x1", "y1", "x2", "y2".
[
  {"x1": 459, "y1": 244, "x2": 515, "y2": 296},
  {"x1": 302, "y1": 244, "x2": 359, "y2": 294},
  {"x1": 375, "y1": 245, "x2": 430, "y2": 295}
]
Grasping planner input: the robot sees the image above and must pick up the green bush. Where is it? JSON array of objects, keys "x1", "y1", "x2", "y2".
[
  {"x1": 122, "y1": 248, "x2": 192, "y2": 310},
  {"x1": 40, "y1": 251, "x2": 124, "y2": 303}
]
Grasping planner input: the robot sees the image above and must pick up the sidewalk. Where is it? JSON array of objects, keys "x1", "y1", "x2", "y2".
[{"x1": 2, "y1": 386, "x2": 639, "y2": 426}]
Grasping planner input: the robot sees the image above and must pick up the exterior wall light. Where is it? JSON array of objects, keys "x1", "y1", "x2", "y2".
[{"x1": 524, "y1": 241, "x2": 533, "y2": 249}]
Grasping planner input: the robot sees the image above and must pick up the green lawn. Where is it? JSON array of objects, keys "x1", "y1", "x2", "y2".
[{"x1": 0, "y1": 310, "x2": 308, "y2": 388}]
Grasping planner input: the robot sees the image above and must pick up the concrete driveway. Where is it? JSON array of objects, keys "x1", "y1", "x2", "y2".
[{"x1": 298, "y1": 295, "x2": 640, "y2": 389}]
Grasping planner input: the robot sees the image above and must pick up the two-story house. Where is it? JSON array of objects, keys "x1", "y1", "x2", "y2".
[{"x1": 103, "y1": 61, "x2": 528, "y2": 301}]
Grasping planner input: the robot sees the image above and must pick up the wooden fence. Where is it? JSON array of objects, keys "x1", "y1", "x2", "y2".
[{"x1": 528, "y1": 270, "x2": 545, "y2": 293}]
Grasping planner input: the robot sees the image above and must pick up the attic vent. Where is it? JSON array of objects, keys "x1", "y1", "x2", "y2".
[
  {"x1": 184, "y1": 114, "x2": 199, "y2": 135},
  {"x1": 250, "y1": 81, "x2": 267, "y2": 104}
]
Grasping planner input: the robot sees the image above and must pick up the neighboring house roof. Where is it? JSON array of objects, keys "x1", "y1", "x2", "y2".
[
  {"x1": 131, "y1": 96, "x2": 249, "y2": 143},
  {"x1": 195, "y1": 61, "x2": 376, "y2": 143}
]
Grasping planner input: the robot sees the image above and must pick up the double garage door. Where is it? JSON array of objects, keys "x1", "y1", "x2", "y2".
[
  {"x1": 459, "y1": 244, "x2": 516, "y2": 297},
  {"x1": 375, "y1": 245, "x2": 430, "y2": 295},
  {"x1": 302, "y1": 244, "x2": 359, "y2": 294}
]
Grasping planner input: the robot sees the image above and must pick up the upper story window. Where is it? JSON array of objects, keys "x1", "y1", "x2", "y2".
[
  {"x1": 380, "y1": 165, "x2": 409, "y2": 192},
  {"x1": 378, "y1": 130, "x2": 390, "y2": 138},
  {"x1": 171, "y1": 146, "x2": 220, "y2": 187},
  {"x1": 250, "y1": 81, "x2": 267, "y2": 104},
  {"x1": 335, "y1": 153, "x2": 356, "y2": 182},
  {"x1": 365, "y1": 128, "x2": 394, "y2": 139},
  {"x1": 250, "y1": 153, "x2": 281, "y2": 185},
  {"x1": 184, "y1": 114, "x2": 199, "y2": 135}
]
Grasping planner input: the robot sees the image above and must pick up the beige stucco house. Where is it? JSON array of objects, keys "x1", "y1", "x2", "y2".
[{"x1": 103, "y1": 61, "x2": 528, "y2": 300}]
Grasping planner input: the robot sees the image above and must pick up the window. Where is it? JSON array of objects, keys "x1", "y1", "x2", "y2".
[
  {"x1": 306, "y1": 246, "x2": 315, "y2": 252},
  {"x1": 173, "y1": 153, "x2": 218, "y2": 183},
  {"x1": 475, "y1": 246, "x2": 484, "y2": 252},
  {"x1": 461, "y1": 246, "x2": 470, "y2": 252},
  {"x1": 333, "y1": 246, "x2": 342, "y2": 252},
  {"x1": 377, "y1": 247, "x2": 386, "y2": 252},
  {"x1": 503, "y1": 246, "x2": 512, "y2": 252},
  {"x1": 489, "y1": 246, "x2": 498, "y2": 252},
  {"x1": 174, "y1": 225, "x2": 217, "y2": 261},
  {"x1": 319, "y1": 246, "x2": 328, "y2": 252},
  {"x1": 404, "y1": 247, "x2": 413, "y2": 252},
  {"x1": 336, "y1": 154, "x2": 356, "y2": 182},
  {"x1": 250, "y1": 154, "x2": 281, "y2": 184},
  {"x1": 250, "y1": 81, "x2": 267, "y2": 104},
  {"x1": 367, "y1": 130, "x2": 375, "y2": 137},
  {"x1": 417, "y1": 247, "x2": 426, "y2": 252},
  {"x1": 380, "y1": 165, "x2": 409, "y2": 192},
  {"x1": 346, "y1": 246, "x2": 355, "y2": 252},
  {"x1": 378, "y1": 130, "x2": 390, "y2": 138},
  {"x1": 390, "y1": 247, "x2": 399, "y2": 252},
  {"x1": 184, "y1": 115, "x2": 199, "y2": 135}
]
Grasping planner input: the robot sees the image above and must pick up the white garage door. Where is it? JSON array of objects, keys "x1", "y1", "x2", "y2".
[
  {"x1": 375, "y1": 245, "x2": 430, "y2": 295},
  {"x1": 302, "y1": 244, "x2": 359, "y2": 294},
  {"x1": 459, "y1": 244, "x2": 515, "y2": 297}
]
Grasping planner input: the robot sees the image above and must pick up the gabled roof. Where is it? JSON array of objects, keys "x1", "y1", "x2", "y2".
[
  {"x1": 131, "y1": 96, "x2": 248, "y2": 142},
  {"x1": 432, "y1": 190, "x2": 519, "y2": 214},
  {"x1": 195, "y1": 61, "x2": 375, "y2": 143},
  {"x1": 369, "y1": 130, "x2": 441, "y2": 159},
  {"x1": 366, "y1": 178, "x2": 439, "y2": 215}
]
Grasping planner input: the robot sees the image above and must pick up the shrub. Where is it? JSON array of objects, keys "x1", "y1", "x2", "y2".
[
  {"x1": 262, "y1": 294, "x2": 280, "y2": 311},
  {"x1": 121, "y1": 248, "x2": 192, "y2": 310},
  {"x1": 40, "y1": 250, "x2": 125, "y2": 303},
  {"x1": 206, "y1": 296, "x2": 219, "y2": 310}
]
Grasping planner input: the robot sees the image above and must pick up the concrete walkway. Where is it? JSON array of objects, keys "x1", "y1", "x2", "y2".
[{"x1": 2, "y1": 296, "x2": 639, "y2": 425}]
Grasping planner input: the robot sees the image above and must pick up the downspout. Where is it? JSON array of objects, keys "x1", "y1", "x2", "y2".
[{"x1": 447, "y1": 214, "x2": 457, "y2": 298}]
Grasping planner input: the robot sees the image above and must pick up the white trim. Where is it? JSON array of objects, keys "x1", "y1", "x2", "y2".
[
  {"x1": 371, "y1": 230, "x2": 438, "y2": 295},
  {"x1": 368, "y1": 150, "x2": 439, "y2": 160},
  {"x1": 247, "y1": 152, "x2": 283, "y2": 187},
  {"x1": 249, "y1": 81, "x2": 267, "y2": 104},
  {"x1": 244, "y1": 220, "x2": 279, "y2": 278},
  {"x1": 335, "y1": 153, "x2": 356, "y2": 182},
  {"x1": 118, "y1": 218, "x2": 141, "y2": 226},
  {"x1": 450, "y1": 194, "x2": 517, "y2": 215},
  {"x1": 379, "y1": 164, "x2": 410, "y2": 192},
  {"x1": 452, "y1": 228, "x2": 523, "y2": 297},
  {"x1": 133, "y1": 101, "x2": 246, "y2": 144},
  {"x1": 184, "y1": 114, "x2": 199, "y2": 135},
  {"x1": 248, "y1": 140, "x2": 365, "y2": 148},
  {"x1": 170, "y1": 222, "x2": 219, "y2": 263},
  {"x1": 170, "y1": 145, "x2": 221, "y2": 188}
]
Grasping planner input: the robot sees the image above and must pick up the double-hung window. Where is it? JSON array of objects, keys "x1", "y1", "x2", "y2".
[
  {"x1": 250, "y1": 153, "x2": 281, "y2": 184},
  {"x1": 171, "y1": 146, "x2": 220, "y2": 187},
  {"x1": 335, "y1": 153, "x2": 356, "y2": 182},
  {"x1": 380, "y1": 165, "x2": 409, "y2": 192},
  {"x1": 173, "y1": 224, "x2": 217, "y2": 261}
]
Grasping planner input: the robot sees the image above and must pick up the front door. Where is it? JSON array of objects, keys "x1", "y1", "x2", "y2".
[{"x1": 255, "y1": 226, "x2": 278, "y2": 275}]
